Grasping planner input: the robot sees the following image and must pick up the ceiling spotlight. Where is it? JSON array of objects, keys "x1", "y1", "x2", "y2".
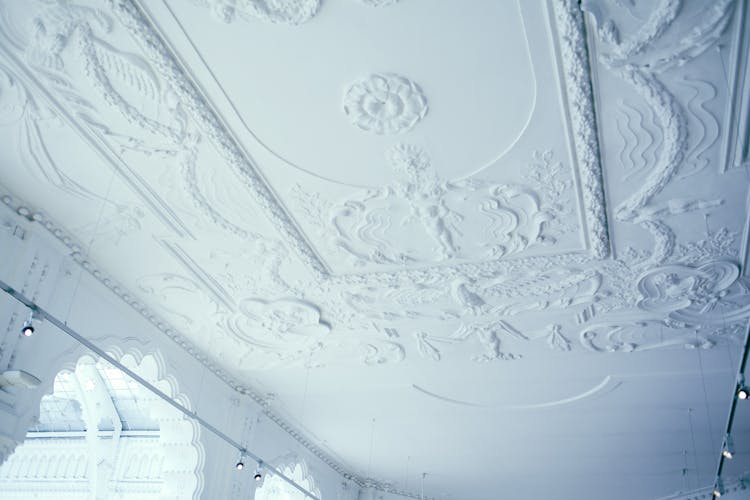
[
  {"x1": 739, "y1": 386, "x2": 749, "y2": 400},
  {"x1": 21, "y1": 309, "x2": 37, "y2": 337},
  {"x1": 713, "y1": 479, "x2": 725, "y2": 498},
  {"x1": 21, "y1": 322, "x2": 34, "y2": 337},
  {"x1": 235, "y1": 460, "x2": 244, "y2": 471},
  {"x1": 254, "y1": 460, "x2": 263, "y2": 481},
  {"x1": 722, "y1": 436, "x2": 735, "y2": 460},
  {"x1": 254, "y1": 471, "x2": 262, "y2": 481}
]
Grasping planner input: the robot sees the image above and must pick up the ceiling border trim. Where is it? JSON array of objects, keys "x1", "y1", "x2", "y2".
[{"x1": 551, "y1": 0, "x2": 610, "y2": 259}]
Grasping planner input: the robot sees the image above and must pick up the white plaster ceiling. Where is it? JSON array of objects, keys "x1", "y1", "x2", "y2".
[{"x1": 0, "y1": 0, "x2": 749, "y2": 498}]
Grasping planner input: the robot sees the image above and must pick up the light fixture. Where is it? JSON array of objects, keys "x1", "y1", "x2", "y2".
[
  {"x1": 236, "y1": 451, "x2": 245, "y2": 471},
  {"x1": 21, "y1": 309, "x2": 37, "y2": 337},
  {"x1": 713, "y1": 479, "x2": 725, "y2": 497},
  {"x1": 739, "y1": 385, "x2": 749, "y2": 400},
  {"x1": 21, "y1": 322, "x2": 34, "y2": 337},
  {"x1": 722, "y1": 436, "x2": 735, "y2": 460},
  {"x1": 254, "y1": 460, "x2": 263, "y2": 481}
]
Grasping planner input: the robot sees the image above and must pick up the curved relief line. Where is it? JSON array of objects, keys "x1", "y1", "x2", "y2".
[
  {"x1": 412, "y1": 376, "x2": 618, "y2": 410},
  {"x1": 455, "y1": 0, "x2": 537, "y2": 180},
  {"x1": 627, "y1": 101, "x2": 654, "y2": 174},
  {"x1": 615, "y1": 69, "x2": 687, "y2": 219},
  {"x1": 506, "y1": 376, "x2": 618, "y2": 409},
  {"x1": 411, "y1": 384, "x2": 486, "y2": 408},
  {"x1": 619, "y1": 102, "x2": 657, "y2": 181},
  {"x1": 678, "y1": 77, "x2": 719, "y2": 179},
  {"x1": 615, "y1": 101, "x2": 637, "y2": 172},
  {"x1": 640, "y1": 103, "x2": 661, "y2": 169},
  {"x1": 622, "y1": 104, "x2": 639, "y2": 170}
]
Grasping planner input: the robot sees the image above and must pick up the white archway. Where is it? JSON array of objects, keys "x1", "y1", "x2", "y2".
[
  {"x1": 0, "y1": 349, "x2": 205, "y2": 500},
  {"x1": 254, "y1": 456, "x2": 321, "y2": 500}
]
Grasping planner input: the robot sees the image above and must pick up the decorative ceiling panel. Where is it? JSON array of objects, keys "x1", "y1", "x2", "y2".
[
  {"x1": 0, "y1": 0, "x2": 749, "y2": 498},
  {"x1": 144, "y1": 0, "x2": 609, "y2": 276}
]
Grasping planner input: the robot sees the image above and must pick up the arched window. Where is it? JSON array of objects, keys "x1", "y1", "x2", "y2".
[
  {"x1": 254, "y1": 458, "x2": 321, "y2": 500},
  {"x1": 0, "y1": 352, "x2": 204, "y2": 499}
]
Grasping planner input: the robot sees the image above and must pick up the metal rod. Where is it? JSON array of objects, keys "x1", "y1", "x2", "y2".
[{"x1": 0, "y1": 279, "x2": 319, "y2": 500}]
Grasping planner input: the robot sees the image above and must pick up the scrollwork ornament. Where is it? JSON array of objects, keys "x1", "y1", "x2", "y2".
[{"x1": 637, "y1": 260, "x2": 750, "y2": 324}]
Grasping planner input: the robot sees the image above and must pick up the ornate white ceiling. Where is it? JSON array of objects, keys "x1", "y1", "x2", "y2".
[{"x1": 0, "y1": 0, "x2": 749, "y2": 498}]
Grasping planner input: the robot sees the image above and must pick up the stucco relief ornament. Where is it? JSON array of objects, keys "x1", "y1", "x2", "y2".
[
  {"x1": 637, "y1": 260, "x2": 750, "y2": 324},
  {"x1": 343, "y1": 74, "x2": 428, "y2": 134},
  {"x1": 327, "y1": 146, "x2": 569, "y2": 266},
  {"x1": 226, "y1": 298, "x2": 330, "y2": 369},
  {"x1": 192, "y1": 0, "x2": 320, "y2": 25},
  {"x1": 358, "y1": 0, "x2": 399, "y2": 6}
]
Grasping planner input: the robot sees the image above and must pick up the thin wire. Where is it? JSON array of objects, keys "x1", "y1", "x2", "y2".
[
  {"x1": 695, "y1": 330, "x2": 717, "y2": 449},
  {"x1": 63, "y1": 169, "x2": 117, "y2": 324},
  {"x1": 301, "y1": 353, "x2": 312, "y2": 423},
  {"x1": 406, "y1": 455, "x2": 411, "y2": 491},
  {"x1": 681, "y1": 449, "x2": 689, "y2": 491},
  {"x1": 367, "y1": 418, "x2": 375, "y2": 479},
  {"x1": 704, "y1": 214, "x2": 735, "y2": 370},
  {"x1": 717, "y1": 45, "x2": 730, "y2": 94},
  {"x1": 687, "y1": 408, "x2": 701, "y2": 486}
]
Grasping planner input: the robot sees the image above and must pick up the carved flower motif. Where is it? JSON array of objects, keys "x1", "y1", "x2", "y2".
[{"x1": 343, "y1": 73, "x2": 428, "y2": 134}]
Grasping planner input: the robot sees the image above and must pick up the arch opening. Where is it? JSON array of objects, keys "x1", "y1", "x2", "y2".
[
  {"x1": 0, "y1": 351, "x2": 205, "y2": 499},
  {"x1": 255, "y1": 457, "x2": 321, "y2": 500}
]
